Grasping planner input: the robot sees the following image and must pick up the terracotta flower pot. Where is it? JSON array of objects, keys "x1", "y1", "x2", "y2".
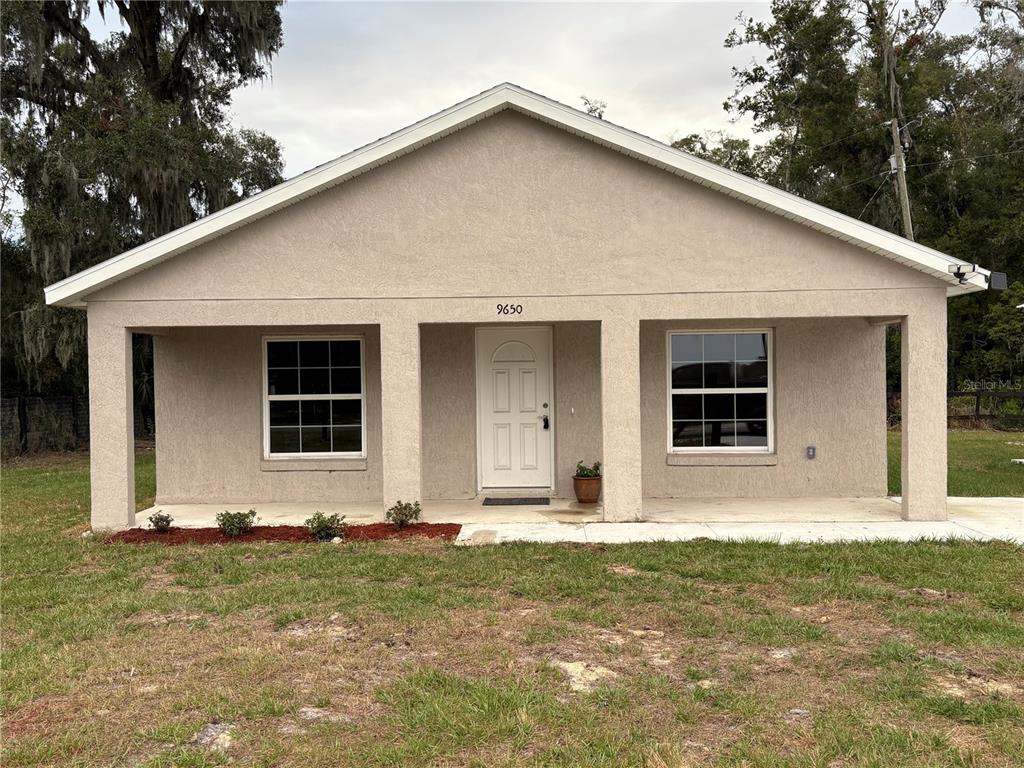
[{"x1": 573, "y1": 476, "x2": 602, "y2": 504}]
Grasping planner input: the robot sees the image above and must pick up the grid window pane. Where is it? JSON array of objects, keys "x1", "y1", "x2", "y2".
[
  {"x1": 736, "y1": 393, "x2": 767, "y2": 420},
  {"x1": 300, "y1": 368, "x2": 330, "y2": 395},
  {"x1": 671, "y1": 334, "x2": 702, "y2": 363},
  {"x1": 672, "y1": 362, "x2": 702, "y2": 389},
  {"x1": 704, "y1": 393, "x2": 735, "y2": 420},
  {"x1": 269, "y1": 401, "x2": 299, "y2": 427},
  {"x1": 299, "y1": 340, "x2": 330, "y2": 367},
  {"x1": 736, "y1": 333, "x2": 767, "y2": 361},
  {"x1": 332, "y1": 399, "x2": 361, "y2": 426},
  {"x1": 267, "y1": 341, "x2": 298, "y2": 368},
  {"x1": 704, "y1": 362, "x2": 734, "y2": 388},
  {"x1": 269, "y1": 427, "x2": 300, "y2": 453},
  {"x1": 672, "y1": 394, "x2": 701, "y2": 421},
  {"x1": 703, "y1": 334, "x2": 735, "y2": 362},
  {"x1": 300, "y1": 426, "x2": 331, "y2": 452},
  {"x1": 300, "y1": 400, "x2": 331, "y2": 426},
  {"x1": 332, "y1": 426, "x2": 361, "y2": 452},
  {"x1": 331, "y1": 368, "x2": 361, "y2": 394},
  {"x1": 267, "y1": 339, "x2": 364, "y2": 455},
  {"x1": 331, "y1": 340, "x2": 361, "y2": 367},
  {"x1": 669, "y1": 332, "x2": 771, "y2": 452},
  {"x1": 735, "y1": 420, "x2": 768, "y2": 447},
  {"x1": 704, "y1": 421, "x2": 736, "y2": 447},
  {"x1": 672, "y1": 422, "x2": 703, "y2": 448},
  {"x1": 736, "y1": 360, "x2": 768, "y2": 388},
  {"x1": 267, "y1": 369, "x2": 298, "y2": 396}
]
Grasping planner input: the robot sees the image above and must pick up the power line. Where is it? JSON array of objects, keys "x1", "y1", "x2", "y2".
[
  {"x1": 830, "y1": 170, "x2": 890, "y2": 193},
  {"x1": 789, "y1": 107, "x2": 932, "y2": 156},
  {"x1": 905, "y1": 147, "x2": 1024, "y2": 170},
  {"x1": 858, "y1": 174, "x2": 891, "y2": 219},
  {"x1": 819, "y1": 144, "x2": 1023, "y2": 195}
]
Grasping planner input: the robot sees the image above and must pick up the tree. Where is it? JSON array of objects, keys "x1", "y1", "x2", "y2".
[
  {"x1": 1, "y1": 1, "x2": 285, "y2": 393},
  {"x1": 681, "y1": 0, "x2": 1024, "y2": 389},
  {"x1": 580, "y1": 95, "x2": 607, "y2": 119}
]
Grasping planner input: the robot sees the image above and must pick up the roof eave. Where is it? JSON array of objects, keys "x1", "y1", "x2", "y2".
[{"x1": 45, "y1": 82, "x2": 989, "y2": 307}]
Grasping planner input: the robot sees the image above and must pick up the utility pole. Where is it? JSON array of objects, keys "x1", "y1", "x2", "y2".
[{"x1": 890, "y1": 117, "x2": 914, "y2": 241}]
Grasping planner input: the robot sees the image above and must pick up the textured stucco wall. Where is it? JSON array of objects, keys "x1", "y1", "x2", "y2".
[
  {"x1": 553, "y1": 322, "x2": 603, "y2": 499},
  {"x1": 155, "y1": 321, "x2": 603, "y2": 504},
  {"x1": 641, "y1": 318, "x2": 888, "y2": 498},
  {"x1": 92, "y1": 110, "x2": 939, "y2": 305},
  {"x1": 418, "y1": 322, "x2": 601, "y2": 500},
  {"x1": 420, "y1": 324, "x2": 477, "y2": 499},
  {"x1": 901, "y1": 300, "x2": 949, "y2": 519},
  {"x1": 153, "y1": 325, "x2": 383, "y2": 504}
]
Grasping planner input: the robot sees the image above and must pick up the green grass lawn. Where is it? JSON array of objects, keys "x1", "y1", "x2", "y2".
[
  {"x1": 887, "y1": 430, "x2": 1024, "y2": 496},
  {"x1": 2, "y1": 451, "x2": 1022, "y2": 768}
]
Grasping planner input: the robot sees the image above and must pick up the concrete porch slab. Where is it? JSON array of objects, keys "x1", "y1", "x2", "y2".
[
  {"x1": 133, "y1": 496, "x2": 1021, "y2": 543},
  {"x1": 641, "y1": 496, "x2": 902, "y2": 522},
  {"x1": 135, "y1": 497, "x2": 602, "y2": 528},
  {"x1": 457, "y1": 510, "x2": 1022, "y2": 546}
]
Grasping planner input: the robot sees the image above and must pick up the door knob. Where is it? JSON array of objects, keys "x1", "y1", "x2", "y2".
[{"x1": 541, "y1": 415, "x2": 550, "y2": 430}]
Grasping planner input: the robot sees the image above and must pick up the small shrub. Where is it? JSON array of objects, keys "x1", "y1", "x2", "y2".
[
  {"x1": 216, "y1": 508, "x2": 258, "y2": 538},
  {"x1": 385, "y1": 500, "x2": 421, "y2": 530},
  {"x1": 305, "y1": 511, "x2": 348, "y2": 541},
  {"x1": 148, "y1": 511, "x2": 173, "y2": 533},
  {"x1": 574, "y1": 461, "x2": 602, "y2": 478}
]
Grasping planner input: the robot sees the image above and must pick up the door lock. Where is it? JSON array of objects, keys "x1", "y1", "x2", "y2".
[{"x1": 541, "y1": 415, "x2": 550, "y2": 430}]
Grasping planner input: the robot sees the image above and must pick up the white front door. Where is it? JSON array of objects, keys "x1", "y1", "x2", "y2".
[{"x1": 476, "y1": 327, "x2": 553, "y2": 489}]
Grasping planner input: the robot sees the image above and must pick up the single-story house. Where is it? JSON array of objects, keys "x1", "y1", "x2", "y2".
[{"x1": 45, "y1": 84, "x2": 993, "y2": 531}]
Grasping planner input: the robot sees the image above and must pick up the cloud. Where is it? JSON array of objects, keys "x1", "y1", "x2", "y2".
[
  {"x1": 84, "y1": 0, "x2": 989, "y2": 182},
  {"x1": 230, "y1": 2, "x2": 766, "y2": 177}
]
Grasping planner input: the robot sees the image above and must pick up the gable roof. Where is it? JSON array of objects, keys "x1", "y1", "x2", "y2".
[{"x1": 45, "y1": 82, "x2": 990, "y2": 307}]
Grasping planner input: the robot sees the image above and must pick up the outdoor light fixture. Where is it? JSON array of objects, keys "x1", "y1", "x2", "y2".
[{"x1": 948, "y1": 263, "x2": 1006, "y2": 290}]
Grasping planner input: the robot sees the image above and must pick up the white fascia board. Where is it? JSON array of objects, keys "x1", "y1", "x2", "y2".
[
  {"x1": 45, "y1": 83, "x2": 988, "y2": 307},
  {"x1": 500, "y1": 87, "x2": 988, "y2": 297}
]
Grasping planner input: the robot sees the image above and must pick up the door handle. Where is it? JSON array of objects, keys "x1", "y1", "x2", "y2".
[{"x1": 541, "y1": 415, "x2": 550, "y2": 430}]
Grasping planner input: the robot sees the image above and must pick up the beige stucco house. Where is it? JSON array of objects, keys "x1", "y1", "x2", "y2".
[{"x1": 45, "y1": 84, "x2": 993, "y2": 531}]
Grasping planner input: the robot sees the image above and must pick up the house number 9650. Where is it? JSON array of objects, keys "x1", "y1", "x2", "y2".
[{"x1": 496, "y1": 303, "x2": 523, "y2": 316}]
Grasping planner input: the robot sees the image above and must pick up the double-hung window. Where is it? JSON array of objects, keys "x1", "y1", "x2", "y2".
[
  {"x1": 668, "y1": 330, "x2": 772, "y2": 452},
  {"x1": 264, "y1": 337, "x2": 365, "y2": 457}
]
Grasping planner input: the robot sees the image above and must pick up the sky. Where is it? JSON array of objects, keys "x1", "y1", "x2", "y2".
[
  {"x1": 231, "y1": 2, "x2": 768, "y2": 177},
  {"x1": 87, "y1": 1, "x2": 981, "y2": 181}
]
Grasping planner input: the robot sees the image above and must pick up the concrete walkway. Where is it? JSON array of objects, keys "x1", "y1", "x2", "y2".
[{"x1": 456, "y1": 498, "x2": 1022, "y2": 545}]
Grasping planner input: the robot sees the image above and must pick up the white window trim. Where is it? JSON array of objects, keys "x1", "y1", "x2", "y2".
[
  {"x1": 262, "y1": 334, "x2": 367, "y2": 460},
  {"x1": 665, "y1": 329, "x2": 774, "y2": 455}
]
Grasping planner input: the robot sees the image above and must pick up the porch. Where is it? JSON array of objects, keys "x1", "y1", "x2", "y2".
[
  {"x1": 134, "y1": 495, "x2": 902, "y2": 528},
  {"x1": 132, "y1": 497, "x2": 1023, "y2": 542},
  {"x1": 86, "y1": 291, "x2": 950, "y2": 531}
]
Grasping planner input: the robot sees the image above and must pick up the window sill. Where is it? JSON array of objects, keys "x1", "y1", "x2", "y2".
[
  {"x1": 260, "y1": 457, "x2": 368, "y2": 472},
  {"x1": 666, "y1": 453, "x2": 778, "y2": 467}
]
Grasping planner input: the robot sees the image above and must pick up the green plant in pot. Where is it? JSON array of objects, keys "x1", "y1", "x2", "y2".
[{"x1": 573, "y1": 461, "x2": 602, "y2": 504}]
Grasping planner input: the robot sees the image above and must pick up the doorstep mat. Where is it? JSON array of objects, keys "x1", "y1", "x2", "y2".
[{"x1": 481, "y1": 497, "x2": 551, "y2": 506}]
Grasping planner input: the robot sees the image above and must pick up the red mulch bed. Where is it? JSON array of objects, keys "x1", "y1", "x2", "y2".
[{"x1": 107, "y1": 523, "x2": 461, "y2": 546}]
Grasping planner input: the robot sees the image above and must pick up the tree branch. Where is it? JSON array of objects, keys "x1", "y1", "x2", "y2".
[
  {"x1": 164, "y1": 5, "x2": 208, "y2": 99},
  {"x1": 42, "y1": 1, "x2": 113, "y2": 78}
]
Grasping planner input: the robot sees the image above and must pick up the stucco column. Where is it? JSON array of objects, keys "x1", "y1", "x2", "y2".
[
  {"x1": 379, "y1": 316, "x2": 422, "y2": 512},
  {"x1": 900, "y1": 300, "x2": 947, "y2": 521},
  {"x1": 600, "y1": 315, "x2": 643, "y2": 521},
  {"x1": 87, "y1": 316, "x2": 135, "y2": 531}
]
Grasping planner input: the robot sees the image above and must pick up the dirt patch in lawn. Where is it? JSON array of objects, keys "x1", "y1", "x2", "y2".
[
  {"x1": 107, "y1": 523, "x2": 461, "y2": 545},
  {"x1": 930, "y1": 671, "x2": 1022, "y2": 700},
  {"x1": 4, "y1": 695, "x2": 73, "y2": 739}
]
